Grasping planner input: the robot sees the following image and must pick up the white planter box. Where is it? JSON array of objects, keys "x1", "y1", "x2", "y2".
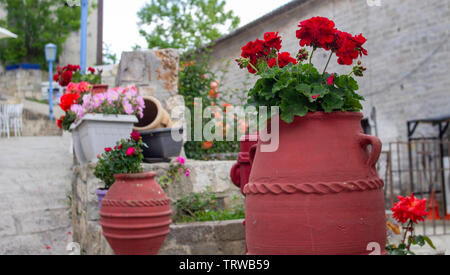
[{"x1": 71, "y1": 114, "x2": 138, "y2": 164}]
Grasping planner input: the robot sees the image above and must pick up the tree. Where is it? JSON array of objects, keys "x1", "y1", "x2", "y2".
[
  {"x1": 0, "y1": 0, "x2": 81, "y2": 68},
  {"x1": 137, "y1": 0, "x2": 240, "y2": 50}
]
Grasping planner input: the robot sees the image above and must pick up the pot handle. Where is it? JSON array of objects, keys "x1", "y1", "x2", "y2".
[
  {"x1": 359, "y1": 134, "x2": 382, "y2": 167},
  {"x1": 230, "y1": 163, "x2": 241, "y2": 187},
  {"x1": 249, "y1": 144, "x2": 258, "y2": 167}
]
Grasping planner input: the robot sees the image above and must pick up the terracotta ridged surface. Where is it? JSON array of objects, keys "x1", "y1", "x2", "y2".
[
  {"x1": 100, "y1": 172, "x2": 172, "y2": 255},
  {"x1": 245, "y1": 112, "x2": 387, "y2": 255}
]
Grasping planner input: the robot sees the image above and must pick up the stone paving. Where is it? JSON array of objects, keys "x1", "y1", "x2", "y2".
[{"x1": 0, "y1": 135, "x2": 73, "y2": 255}]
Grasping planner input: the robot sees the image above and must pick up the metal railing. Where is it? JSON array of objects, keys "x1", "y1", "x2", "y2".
[{"x1": 382, "y1": 140, "x2": 450, "y2": 235}]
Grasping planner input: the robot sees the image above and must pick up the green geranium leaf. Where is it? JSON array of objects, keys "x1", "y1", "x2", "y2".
[
  {"x1": 321, "y1": 92, "x2": 344, "y2": 113},
  {"x1": 280, "y1": 88, "x2": 308, "y2": 123}
]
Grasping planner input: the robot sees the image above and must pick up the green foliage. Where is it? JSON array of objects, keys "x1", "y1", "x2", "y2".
[
  {"x1": 71, "y1": 70, "x2": 102, "y2": 85},
  {"x1": 157, "y1": 158, "x2": 189, "y2": 189},
  {"x1": 61, "y1": 111, "x2": 76, "y2": 131},
  {"x1": 137, "y1": 0, "x2": 240, "y2": 50},
  {"x1": 94, "y1": 134, "x2": 146, "y2": 189},
  {"x1": 175, "y1": 189, "x2": 244, "y2": 223},
  {"x1": 247, "y1": 63, "x2": 365, "y2": 124},
  {"x1": 0, "y1": 0, "x2": 82, "y2": 68},
  {"x1": 179, "y1": 53, "x2": 239, "y2": 160},
  {"x1": 102, "y1": 43, "x2": 117, "y2": 65}
]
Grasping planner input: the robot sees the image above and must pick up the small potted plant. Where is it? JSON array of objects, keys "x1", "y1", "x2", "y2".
[
  {"x1": 53, "y1": 64, "x2": 107, "y2": 93},
  {"x1": 95, "y1": 131, "x2": 172, "y2": 255},
  {"x1": 70, "y1": 86, "x2": 145, "y2": 163}
]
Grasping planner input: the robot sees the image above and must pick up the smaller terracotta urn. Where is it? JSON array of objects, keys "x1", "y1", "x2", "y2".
[
  {"x1": 100, "y1": 172, "x2": 172, "y2": 255},
  {"x1": 230, "y1": 134, "x2": 259, "y2": 195}
]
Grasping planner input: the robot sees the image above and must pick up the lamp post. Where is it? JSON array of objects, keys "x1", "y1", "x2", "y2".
[
  {"x1": 45, "y1": 43, "x2": 57, "y2": 120},
  {"x1": 80, "y1": 0, "x2": 89, "y2": 73}
]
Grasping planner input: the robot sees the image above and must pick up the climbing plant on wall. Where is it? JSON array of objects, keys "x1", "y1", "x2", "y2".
[{"x1": 0, "y1": 0, "x2": 82, "y2": 68}]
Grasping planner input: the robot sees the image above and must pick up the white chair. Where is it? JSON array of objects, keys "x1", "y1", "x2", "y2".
[
  {"x1": 0, "y1": 104, "x2": 10, "y2": 138},
  {"x1": 9, "y1": 104, "x2": 23, "y2": 137}
]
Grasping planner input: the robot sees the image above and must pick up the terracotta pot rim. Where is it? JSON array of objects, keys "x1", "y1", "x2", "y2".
[
  {"x1": 290, "y1": 111, "x2": 363, "y2": 120},
  {"x1": 114, "y1": 171, "x2": 157, "y2": 181}
]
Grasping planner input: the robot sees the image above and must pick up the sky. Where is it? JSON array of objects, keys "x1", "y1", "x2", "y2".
[{"x1": 103, "y1": 0, "x2": 292, "y2": 60}]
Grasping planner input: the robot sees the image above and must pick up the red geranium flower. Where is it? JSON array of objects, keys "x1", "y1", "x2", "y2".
[
  {"x1": 104, "y1": 147, "x2": 112, "y2": 152},
  {"x1": 60, "y1": 70, "x2": 73, "y2": 87},
  {"x1": 130, "y1": 131, "x2": 141, "y2": 142},
  {"x1": 327, "y1": 74, "x2": 334, "y2": 85},
  {"x1": 278, "y1": 52, "x2": 298, "y2": 68},
  {"x1": 59, "y1": 93, "x2": 80, "y2": 112},
  {"x1": 296, "y1": 16, "x2": 336, "y2": 49},
  {"x1": 267, "y1": 58, "x2": 277, "y2": 68},
  {"x1": 391, "y1": 193, "x2": 429, "y2": 224},
  {"x1": 88, "y1": 67, "x2": 96, "y2": 74},
  {"x1": 263, "y1": 32, "x2": 282, "y2": 51}
]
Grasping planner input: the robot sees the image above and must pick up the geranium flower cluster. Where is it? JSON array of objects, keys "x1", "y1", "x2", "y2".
[
  {"x1": 53, "y1": 64, "x2": 100, "y2": 87},
  {"x1": 54, "y1": 64, "x2": 81, "y2": 87},
  {"x1": 296, "y1": 16, "x2": 367, "y2": 65},
  {"x1": 70, "y1": 86, "x2": 145, "y2": 121},
  {"x1": 237, "y1": 31, "x2": 297, "y2": 73}
]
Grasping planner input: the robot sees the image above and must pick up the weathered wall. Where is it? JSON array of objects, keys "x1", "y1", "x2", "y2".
[
  {"x1": 71, "y1": 161, "x2": 245, "y2": 255},
  {"x1": 209, "y1": 0, "x2": 450, "y2": 143},
  {"x1": 0, "y1": 69, "x2": 42, "y2": 99}
]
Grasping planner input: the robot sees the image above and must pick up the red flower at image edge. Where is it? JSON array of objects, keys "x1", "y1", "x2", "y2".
[
  {"x1": 59, "y1": 93, "x2": 80, "y2": 112},
  {"x1": 391, "y1": 193, "x2": 429, "y2": 224},
  {"x1": 296, "y1": 16, "x2": 336, "y2": 49}
]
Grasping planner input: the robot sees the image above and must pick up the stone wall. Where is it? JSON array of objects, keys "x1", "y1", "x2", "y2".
[
  {"x1": 0, "y1": 69, "x2": 43, "y2": 99},
  {"x1": 71, "y1": 161, "x2": 245, "y2": 255},
  {"x1": 209, "y1": 0, "x2": 450, "y2": 143}
]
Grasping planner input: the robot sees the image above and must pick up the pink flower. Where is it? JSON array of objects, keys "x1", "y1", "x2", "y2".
[
  {"x1": 123, "y1": 100, "x2": 134, "y2": 115},
  {"x1": 185, "y1": 169, "x2": 190, "y2": 177},
  {"x1": 312, "y1": 95, "x2": 319, "y2": 100},
  {"x1": 126, "y1": 147, "x2": 135, "y2": 156},
  {"x1": 78, "y1": 81, "x2": 92, "y2": 93},
  {"x1": 105, "y1": 147, "x2": 112, "y2": 152},
  {"x1": 176, "y1": 156, "x2": 186, "y2": 165},
  {"x1": 327, "y1": 73, "x2": 334, "y2": 85},
  {"x1": 66, "y1": 82, "x2": 78, "y2": 93}
]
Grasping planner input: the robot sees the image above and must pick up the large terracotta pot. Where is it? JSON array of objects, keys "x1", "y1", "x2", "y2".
[
  {"x1": 230, "y1": 134, "x2": 259, "y2": 195},
  {"x1": 244, "y1": 112, "x2": 386, "y2": 255},
  {"x1": 100, "y1": 172, "x2": 172, "y2": 255}
]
